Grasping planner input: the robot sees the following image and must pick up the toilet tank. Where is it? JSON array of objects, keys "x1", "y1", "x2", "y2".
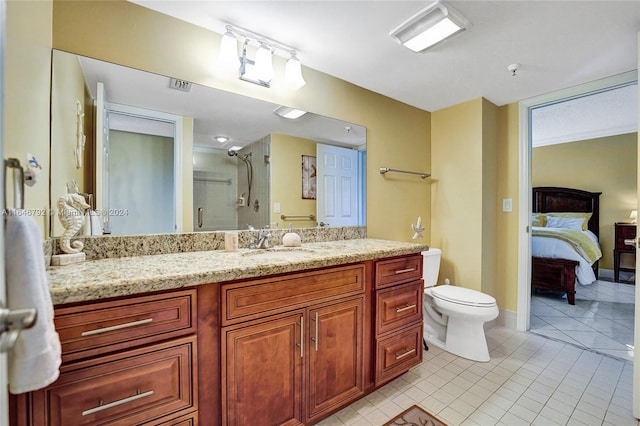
[{"x1": 422, "y1": 248, "x2": 441, "y2": 288}]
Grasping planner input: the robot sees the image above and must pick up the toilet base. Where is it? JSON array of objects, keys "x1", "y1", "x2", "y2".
[{"x1": 442, "y1": 316, "x2": 491, "y2": 362}]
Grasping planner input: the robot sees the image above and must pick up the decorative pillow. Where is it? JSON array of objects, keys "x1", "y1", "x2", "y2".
[
  {"x1": 546, "y1": 212, "x2": 592, "y2": 231},
  {"x1": 531, "y1": 214, "x2": 547, "y2": 227},
  {"x1": 545, "y1": 216, "x2": 586, "y2": 231}
]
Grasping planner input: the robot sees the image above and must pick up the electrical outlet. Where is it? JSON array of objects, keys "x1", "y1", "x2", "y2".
[
  {"x1": 502, "y1": 198, "x2": 513, "y2": 212},
  {"x1": 274, "y1": 202, "x2": 281, "y2": 213}
]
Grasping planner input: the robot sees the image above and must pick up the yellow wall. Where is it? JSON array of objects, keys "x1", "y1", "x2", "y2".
[
  {"x1": 50, "y1": 49, "x2": 88, "y2": 236},
  {"x1": 4, "y1": 0, "x2": 52, "y2": 237},
  {"x1": 51, "y1": 0, "x2": 431, "y2": 242},
  {"x1": 431, "y1": 99, "x2": 485, "y2": 291},
  {"x1": 481, "y1": 99, "x2": 499, "y2": 297},
  {"x1": 270, "y1": 133, "x2": 316, "y2": 229},
  {"x1": 182, "y1": 117, "x2": 194, "y2": 232},
  {"x1": 532, "y1": 133, "x2": 638, "y2": 270},
  {"x1": 496, "y1": 103, "x2": 521, "y2": 311}
]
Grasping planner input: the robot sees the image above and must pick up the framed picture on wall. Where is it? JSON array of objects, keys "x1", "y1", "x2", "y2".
[{"x1": 302, "y1": 155, "x2": 316, "y2": 199}]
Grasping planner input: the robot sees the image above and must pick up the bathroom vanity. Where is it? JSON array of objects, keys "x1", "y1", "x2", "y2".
[{"x1": 10, "y1": 239, "x2": 426, "y2": 426}]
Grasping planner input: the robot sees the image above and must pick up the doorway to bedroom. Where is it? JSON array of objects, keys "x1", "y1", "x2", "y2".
[{"x1": 527, "y1": 79, "x2": 638, "y2": 362}]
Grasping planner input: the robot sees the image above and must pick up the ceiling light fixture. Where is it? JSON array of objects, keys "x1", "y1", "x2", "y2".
[
  {"x1": 214, "y1": 136, "x2": 229, "y2": 143},
  {"x1": 273, "y1": 106, "x2": 307, "y2": 119},
  {"x1": 218, "y1": 24, "x2": 306, "y2": 89},
  {"x1": 390, "y1": 0, "x2": 470, "y2": 53}
]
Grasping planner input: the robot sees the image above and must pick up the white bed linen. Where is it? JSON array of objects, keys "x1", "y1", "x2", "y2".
[{"x1": 531, "y1": 229, "x2": 600, "y2": 285}]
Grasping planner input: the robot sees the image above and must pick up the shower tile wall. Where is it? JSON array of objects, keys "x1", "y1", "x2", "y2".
[
  {"x1": 237, "y1": 136, "x2": 270, "y2": 230},
  {"x1": 193, "y1": 149, "x2": 238, "y2": 231}
]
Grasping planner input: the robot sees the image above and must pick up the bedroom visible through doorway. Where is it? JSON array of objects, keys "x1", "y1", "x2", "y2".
[{"x1": 527, "y1": 79, "x2": 638, "y2": 361}]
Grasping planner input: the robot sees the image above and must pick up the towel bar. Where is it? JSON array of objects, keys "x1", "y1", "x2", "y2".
[
  {"x1": 281, "y1": 214, "x2": 316, "y2": 221},
  {"x1": 379, "y1": 167, "x2": 430, "y2": 179},
  {"x1": 4, "y1": 158, "x2": 25, "y2": 209}
]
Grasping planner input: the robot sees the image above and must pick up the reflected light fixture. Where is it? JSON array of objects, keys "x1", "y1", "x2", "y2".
[
  {"x1": 274, "y1": 106, "x2": 307, "y2": 119},
  {"x1": 630, "y1": 210, "x2": 637, "y2": 223},
  {"x1": 218, "y1": 26, "x2": 240, "y2": 73},
  {"x1": 390, "y1": 0, "x2": 470, "y2": 53},
  {"x1": 218, "y1": 23, "x2": 306, "y2": 89},
  {"x1": 214, "y1": 136, "x2": 229, "y2": 144}
]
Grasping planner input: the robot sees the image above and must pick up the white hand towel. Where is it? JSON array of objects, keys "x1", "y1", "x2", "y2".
[{"x1": 6, "y1": 213, "x2": 61, "y2": 394}]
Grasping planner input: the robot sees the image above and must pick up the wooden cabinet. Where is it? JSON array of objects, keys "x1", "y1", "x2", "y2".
[
  {"x1": 373, "y1": 255, "x2": 423, "y2": 386},
  {"x1": 614, "y1": 222, "x2": 636, "y2": 282},
  {"x1": 12, "y1": 289, "x2": 199, "y2": 426},
  {"x1": 222, "y1": 265, "x2": 365, "y2": 426}
]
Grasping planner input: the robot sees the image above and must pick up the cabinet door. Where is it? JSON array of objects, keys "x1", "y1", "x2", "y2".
[
  {"x1": 307, "y1": 297, "x2": 364, "y2": 423},
  {"x1": 223, "y1": 313, "x2": 304, "y2": 426}
]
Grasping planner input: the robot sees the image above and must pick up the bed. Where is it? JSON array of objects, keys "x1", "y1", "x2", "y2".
[{"x1": 531, "y1": 187, "x2": 602, "y2": 305}]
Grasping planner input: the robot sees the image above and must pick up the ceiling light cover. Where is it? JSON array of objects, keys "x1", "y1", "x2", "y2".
[
  {"x1": 215, "y1": 136, "x2": 229, "y2": 143},
  {"x1": 390, "y1": 0, "x2": 470, "y2": 53},
  {"x1": 285, "y1": 52, "x2": 306, "y2": 89},
  {"x1": 274, "y1": 106, "x2": 307, "y2": 119},
  {"x1": 218, "y1": 26, "x2": 239, "y2": 72}
]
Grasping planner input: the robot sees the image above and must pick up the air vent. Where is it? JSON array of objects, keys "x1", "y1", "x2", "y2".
[{"x1": 169, "y1": 78, "x2": 192, "y2": 92}]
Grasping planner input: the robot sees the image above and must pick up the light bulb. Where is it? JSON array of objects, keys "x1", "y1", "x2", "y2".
[
  {"x1": 218, "y1": 27, "x2": 239, "y2": 73},
  {"x1": 285, "y1": 52, "x2": 306, "y2": 89},
  {"x1": 254, "y1": 44, "x2": 274, "y2": 82}
]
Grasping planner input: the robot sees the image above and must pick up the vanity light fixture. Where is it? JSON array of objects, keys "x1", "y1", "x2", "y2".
[
  {"x1": 390, "y1": 0, "x2": 470, "y2": 53},
  {"x1": 219, "y1": 24, "x2": 306, "y2": 89},
  {"x1": 273, "y1": 106, "x2": 307, "y2": 119}
]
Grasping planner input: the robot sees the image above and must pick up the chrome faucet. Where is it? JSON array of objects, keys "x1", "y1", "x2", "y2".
[{"x1": 250, "y1": 226, "x2": 272, "y2": 249}]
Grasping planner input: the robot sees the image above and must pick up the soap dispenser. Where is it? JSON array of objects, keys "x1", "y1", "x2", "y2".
[{"x1": 282, "y1": 224, "x2": 301, "y2": 247}]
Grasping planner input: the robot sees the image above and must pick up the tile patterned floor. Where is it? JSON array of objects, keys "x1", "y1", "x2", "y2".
[
  {"x1": 317, "y1": 326, "x2": 639, "y2": 426},
  {"x1": 530, "y1": 279, "x2": 635, "y2": 361}
]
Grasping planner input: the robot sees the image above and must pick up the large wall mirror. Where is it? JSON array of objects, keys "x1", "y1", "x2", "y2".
[{"x1": 50, "y1": 50, "x2": 366, "y2": 237}]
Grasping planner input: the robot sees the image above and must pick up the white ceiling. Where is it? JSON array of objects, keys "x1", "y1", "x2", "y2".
[{"x1": 130, "y1": 0, "x2": 640, "y2": 112}]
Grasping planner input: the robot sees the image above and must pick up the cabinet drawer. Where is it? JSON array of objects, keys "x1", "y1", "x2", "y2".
[
  {"x1": 375, "y1": 255, "x2": 422, "y2": 289},
  {"x1": 376, "y1": 280, "x2": 423, "y2": 336},
  {"x1": 158, "y1": 413, "x2": 198, "y2": 425},
  {"x1": 375, "y1": 324, "x2": 423, "y2": 386},
  {"x1": 222, "y1": 264, "x2": 364, "y2": 325},
  {"x1": 55, "y1": 290, "x2": 196, "y2": 362},
  {"x1": 616, "y1": 224, "x2": 636, "y2": 250},
  {"x1": 31, "y1": 337, "x2": 196, "y2": 426}
]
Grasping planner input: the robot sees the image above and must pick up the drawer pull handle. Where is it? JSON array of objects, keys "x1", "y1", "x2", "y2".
[
  {"x1": 310, "y1": 312, "x2": 319, "y2": 352},
  {"x1": 396, "y1": 304, "x2": 417, "y2": 313},
  {"x1": 81, "y1": 318, "x2": 154, "y2": 337},
  {"x1": 82, "y1": 389, "x2": 154, "y2": 416},
  {"x1": 395, "y1": 348, "x2": 416, "y2": 360},
  {"x1": 394, "y1": 268, "x2": 415, "y2": 274},
  {"x1": 295, "y1": 316, "x2": 304, "y2": 358}
]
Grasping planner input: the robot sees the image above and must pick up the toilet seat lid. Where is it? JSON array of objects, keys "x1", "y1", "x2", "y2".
[{"x1": 430, "y1": 285, "x2": 496, "y2": 307}]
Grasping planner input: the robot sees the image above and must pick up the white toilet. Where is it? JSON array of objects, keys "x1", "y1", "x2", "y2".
[{"x1": 422, "y1": 249, "x2": 499, "y2": 362}]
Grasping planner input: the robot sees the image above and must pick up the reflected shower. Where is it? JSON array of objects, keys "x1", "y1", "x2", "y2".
[{"x1": 228, "y1": 149, "x2": 253, "y2": 206}]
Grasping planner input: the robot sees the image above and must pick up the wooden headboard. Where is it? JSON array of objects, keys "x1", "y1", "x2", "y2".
[{"x1": 532, "y1": 187, "x2": 602, "y2": 238}]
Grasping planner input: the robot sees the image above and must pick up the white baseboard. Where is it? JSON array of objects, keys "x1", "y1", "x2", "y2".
[{"x1": 485, "y1": 308, "x2": 517, "y2": 330}]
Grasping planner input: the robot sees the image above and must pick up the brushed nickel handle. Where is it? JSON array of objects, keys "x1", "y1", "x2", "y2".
[
  {"x1": 394, "y1": 268, "x2": 415, "y2": 274},
  {"x1": 296, "y1": 316, "x2": 304, "y2": 358},
  {"x1": 82, "y1": 389, "x2": 154, "y2": 416},
  {"x1": 395, "y1": 348, "x2": 416, "y2": 360},
  {"x1": 396, "y1": 304, "x2": 417, "y2": 313},
  {"x1": 198, "y1": 207, "x2": 203, "y2": 228},
  {"x1": 624, "y1": 238, "x2": 638, "y2": 248},
  {"x1": 81, "y1": 318, "x2": 153, "y2": 337},
  {"x1": 310, "y1": 312, "x2": 318, "y2": 352}
]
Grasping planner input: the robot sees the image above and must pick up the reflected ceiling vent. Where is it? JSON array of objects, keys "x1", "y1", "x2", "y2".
[{"x1": 169, "y1": 78, "x2": 192, "y2": 92}]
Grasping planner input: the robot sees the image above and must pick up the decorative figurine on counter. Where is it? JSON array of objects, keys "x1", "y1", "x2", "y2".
[
  {"x1": 411, "y1": 216, "x2": 425, "y2": 240},
  {"x1": 52, "y1": 193, "x2": 90, "y2": 265}
]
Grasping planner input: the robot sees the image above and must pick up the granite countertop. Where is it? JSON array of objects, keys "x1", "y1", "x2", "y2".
[{"x1": 47, "y1": 238, "x2": 428, "y2": 305}]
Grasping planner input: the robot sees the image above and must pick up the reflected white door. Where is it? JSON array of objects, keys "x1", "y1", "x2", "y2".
[
  {"x1": 316, "y1": 144, "x2": 359, "y2": 227},
  {"x1": 95, "y1": 82, "x2": 110, "y2": 232}
]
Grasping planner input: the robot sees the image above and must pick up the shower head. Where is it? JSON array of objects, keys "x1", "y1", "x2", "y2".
[{"x1": 227, "y1": 149, "x2": 239, "y2": 157}]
